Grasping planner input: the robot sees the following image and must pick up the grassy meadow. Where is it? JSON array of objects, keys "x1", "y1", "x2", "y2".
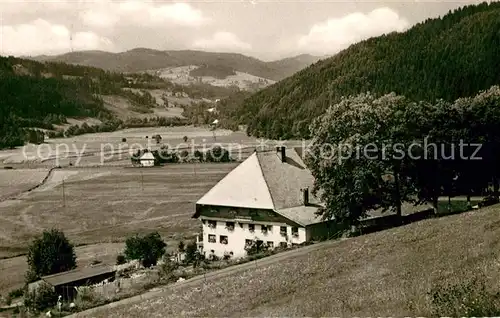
[{"x1": 86, "y1": 204, "x2": 500, "y2": 317}]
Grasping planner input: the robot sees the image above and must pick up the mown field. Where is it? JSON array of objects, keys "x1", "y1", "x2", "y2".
[
  {"x1": 0, "y1": 169, "x2": 50, "y2": 201},
  {"x1": 0, "y1": 127, "x2": 262, "y2": 166},
  {"x1": 84, "y1": 204, "x2": 500, "y2": 317},
  {"x1": 0, "y1": 163, "x2": 236, "y2": 294}
]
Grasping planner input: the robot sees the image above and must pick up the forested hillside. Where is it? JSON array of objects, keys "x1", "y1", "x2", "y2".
[
  {"x1": 231, "y1": 1, "x2": 500, "y2": 139},
  {"x1": 0, "y1": 55, "x2": 240, "y2": 149}
]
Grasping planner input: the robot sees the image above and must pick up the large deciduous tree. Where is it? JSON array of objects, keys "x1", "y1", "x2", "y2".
[
  {"x1": 306, "y1": 92, "x2": 417, "y2": 226},
  {"x1": 26, "y1": 229, "x2": 77, "y2": 283}
]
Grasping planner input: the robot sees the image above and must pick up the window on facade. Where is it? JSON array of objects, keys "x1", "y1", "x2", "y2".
[
  {"x1": 280, "y1": 226, "x2": 287, "y2": 236},
  {"x1": 225, "y1": 222, "x2": 235, "y2": 231},
  {"x1": 292, "y1": 227, "x2": 299, "y2": 237},
  {"x1": 208, "y1": 234, "x2": 216, "y2": 243},
  {"x1": 208, "y1": 220, "x2": 216, "y2": 229},
  {"x1": 248, "y1": 224, "x2": 255, "y2": 232},
  {"x1": 220, "y1": 235, "x2": 228, "y2": 245},
  {"x1": 267, "y1": 241, "x2": 274, "y2": 248},
  {"x1": 279, "y1": 242, "x2": 288, "y2": 248},
  {"x1": 261, "y1": 224, "x2": 268, "y2": 234},
  {"x1": 202, "y1": 219, "x2": 206, "y2": 224}
]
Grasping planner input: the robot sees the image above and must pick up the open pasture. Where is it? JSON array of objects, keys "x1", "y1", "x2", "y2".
[
  {"x1": 0, "y1": 163, "x2": 236, "y2": 293},
  {"x1": 0, "y1": 163, "x2": 237, "y2": 258},
  {"x1": 0, "y1": 168, "x2": 50, "y2": 201},
  {"x1": 0, "y1": 127, "x2": 263, "y2": 166},
  {"x1": 85, "y1": 204, "x2": 500, "y2": 317}
]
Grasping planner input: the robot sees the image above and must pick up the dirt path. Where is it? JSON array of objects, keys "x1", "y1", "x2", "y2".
[{"x1": 70, "y1": 238, "x2": 344, "y2": 317}]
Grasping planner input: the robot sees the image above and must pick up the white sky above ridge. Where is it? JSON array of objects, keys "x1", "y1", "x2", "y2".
[{"x1": 0, "y1": 0, "x2": 485, "y2": 60}]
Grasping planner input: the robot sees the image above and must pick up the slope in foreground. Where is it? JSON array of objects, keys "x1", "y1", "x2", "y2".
[{"x1": 82, "y1": 204, "x2": 500, "y2": 317}]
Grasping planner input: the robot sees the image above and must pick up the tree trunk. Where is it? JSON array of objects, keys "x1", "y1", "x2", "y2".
[
  {"x1": 467, "y1": 193, "x2": 472, "y2": 210},
  {"x1": 448, "y1": 196, "x2": 452, "y2": 214},
  {"x1": 494, "y1": 176, "x2": 499, "y2": 202},
  {"x1": 393, "y1": 166, "x2": 402, "y2": 223},
  {"x1": 432, "y1": 196, "x2": 439, "y2": 215}
]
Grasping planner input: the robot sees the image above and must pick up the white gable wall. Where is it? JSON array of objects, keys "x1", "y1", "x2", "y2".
[{"x1": 196, "y1": 153, "x2": 274, "y2": 209}]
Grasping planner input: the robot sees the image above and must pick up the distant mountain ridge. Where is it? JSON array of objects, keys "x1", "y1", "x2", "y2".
[{"x1": 29, "y1": 49, "x2": 323, "y2": 81}]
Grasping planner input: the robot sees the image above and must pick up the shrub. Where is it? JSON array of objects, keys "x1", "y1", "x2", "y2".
[
  {"x1": 245, "y1": 240, "x2": 267, "y2": 256},
  {"x1": 8, "y1": 287, "x2": 24, "y2": 299},
  {"x1": 26, "y1": 229, "x2": 76, "y2": 283},
  {"x1": 74, "y1": 286, "x2": 101, "y2": 309},
  {"x1": 183, "y1": 136, "x2": 188, "y2": 142},
  {"x1": 24, "y1": 282, "x2": 58, "y2": 313},
  {"x1": 205, "y1": 146, "x2": 231, "y2": 162},
  {"x1": 159, "y1": 259, "x2": 179, "y2": 278},
  {"x1": 116, "y1": 254, "x2": 126, "y2": 265},
  {"x1": 178, "y1": 241, "x2": 185, "y2": 252},
  {"x1": 183, "y1": 241, "x2": 198, "y2": 264},
  {"x1": 122, "y1": 138, "x2": 127, "y2": 142},
  {"x1": 429, "y1": 275, "x2": 500, "y2": 316},
  {"x1": 124, "y1": 232, "x2": 167, "y2": 267}
]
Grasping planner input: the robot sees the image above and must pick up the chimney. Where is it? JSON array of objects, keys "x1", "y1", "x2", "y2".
[
  {"x1": 280, "y1": 146, "x2": 286, "y2": 163},
  {"x1": 303, "y1": 187, "x2": 309, "y2": 206}
]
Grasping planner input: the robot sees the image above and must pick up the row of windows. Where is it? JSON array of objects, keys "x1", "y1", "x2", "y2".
[
  {"x1": 209, "y1": 208, "x2": 276, "y2": 218},
  {"x1": 206, "y1": 234, "x2": 288, "y2": 249},
  {"x1": 205, "y1": 220, "x2": 299, "y2": 236}
]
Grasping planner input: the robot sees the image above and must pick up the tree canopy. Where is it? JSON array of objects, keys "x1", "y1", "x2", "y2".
[
  {"x1": 307, "y1": 86, "x2": 500, "y2": 225},
  {"x1": 26, "y1": 229, "x2": 76, "y2": 283}
]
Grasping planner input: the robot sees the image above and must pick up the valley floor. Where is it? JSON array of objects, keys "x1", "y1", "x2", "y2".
[{"x1": 72, "y1": 204, "x2": 500, "y2": 317}]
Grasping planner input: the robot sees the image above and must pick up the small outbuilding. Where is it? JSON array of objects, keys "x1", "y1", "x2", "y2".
[
  {"x1": 140, "y1": 152, "x2": 155, "y2": 167},
  {"x1": 28, "y1": 265, "x2": 116, "y2": 301}
]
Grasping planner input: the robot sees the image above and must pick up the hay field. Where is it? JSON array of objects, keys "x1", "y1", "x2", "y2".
[
  {"x1": 0, "y1": 164, "x2": 236, "y2": 257},
  {"x1": 83, "y1": 204, "x2": 500, "y2": 317},
  {"x1": 0, "y1": 168, "x2": 50, "y2": 200},
  {"x1": 0, "y1": 163, "x2": 236, "y2": 293},
  {"x1": 0, "y1": 127, "x2": 260, "y2": 166}
]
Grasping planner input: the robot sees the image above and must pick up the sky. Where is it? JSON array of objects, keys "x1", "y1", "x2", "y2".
[{"x1": 0, "y1": 0, "x2": 486, "y2": 61}]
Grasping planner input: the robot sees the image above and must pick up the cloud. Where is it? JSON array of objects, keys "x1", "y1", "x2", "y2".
[
  {"x1": 0, "y1": 19, "x2": 116, "y2": 56},
  {"x1": 192, "y1": 32, "x2": 252, "y2": 52},
  {"x1": 80, "y1": 1, "x2": 209, "y2": 29},
  {"x1": 297, "y1": 7, "x2": 409, "y2": 55}
]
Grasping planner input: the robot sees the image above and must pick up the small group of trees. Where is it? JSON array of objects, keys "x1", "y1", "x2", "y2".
[
  {"x1": 123, "y1": 232, "x2": 167, "y2": 267},
  {"x1": 306, "y1": 86, "x2": 500, "y2": 228},
  {"x1": 131, "y1": 146, "x2": 232, "y2": 166},
  {"x1": 23, "y1": 229, "x2": 76, "y2": 313}
]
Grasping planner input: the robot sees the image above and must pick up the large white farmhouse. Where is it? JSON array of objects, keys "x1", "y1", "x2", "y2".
[{"x1": 192, "y1": 146, "x2": 335, "y2": 259}]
